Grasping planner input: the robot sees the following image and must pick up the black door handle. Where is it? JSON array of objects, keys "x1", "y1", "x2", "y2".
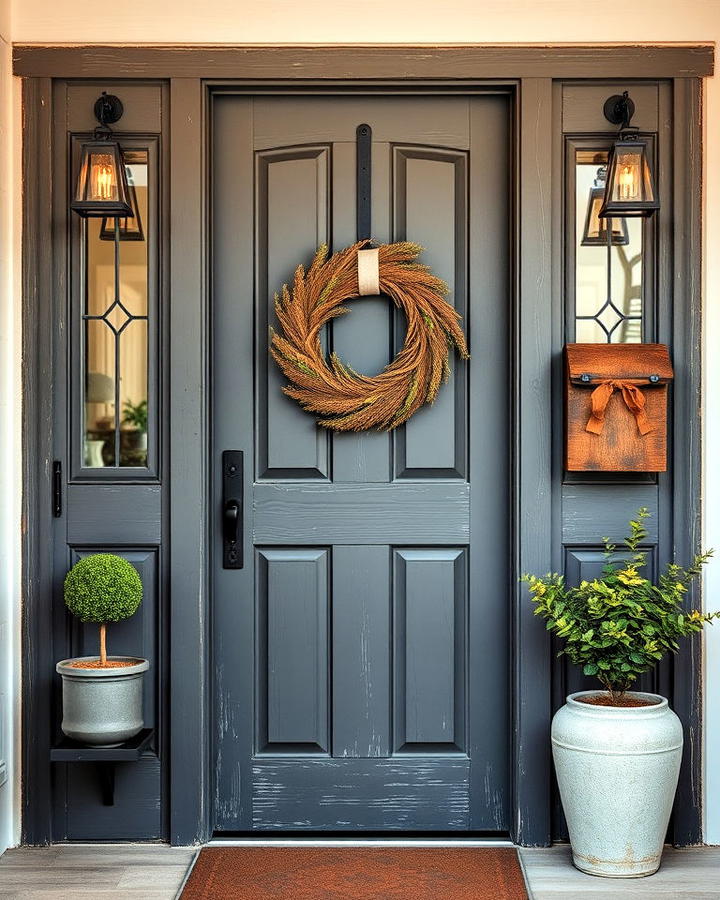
[
  {"x1": 224, "y1": 500, "x2": 240, "y2": 545},
  {"x1": 222, "y1": 450, "x2": 243, "y2": 569}
]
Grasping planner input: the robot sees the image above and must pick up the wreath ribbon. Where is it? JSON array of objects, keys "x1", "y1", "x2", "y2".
[
  {"x1": 585, "y1": 379, "x2": 654, "y2": 436},
  {"x1": 357, "y1": 248, "x2": 380, "y2": 295}
]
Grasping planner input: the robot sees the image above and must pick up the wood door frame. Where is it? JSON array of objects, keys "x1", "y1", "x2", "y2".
[{"x1": 18, "y1": 44, "x2": 710, "y2": 848}]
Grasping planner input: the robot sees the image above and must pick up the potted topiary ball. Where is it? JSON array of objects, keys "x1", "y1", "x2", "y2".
[
  {"x1": 56, "y1": 553, "x2": 149, "y2": 747},
  {"x1": 523, "y1": 509, "x2": 718, "y2": 878}
]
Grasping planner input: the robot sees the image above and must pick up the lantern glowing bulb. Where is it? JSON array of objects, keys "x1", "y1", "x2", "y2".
[
  {"x1": 599, "y1": 138, "x2": 659, "y2": 219},
  {"x1": 92, "y1": 158, "x2": 116, "y2": 201},
  {"x1": 71, "y1": 140, "x2": 134, "y2": 218},
  {"x1": 618, "y1": 165, "x2": 636, "y2": 201}
]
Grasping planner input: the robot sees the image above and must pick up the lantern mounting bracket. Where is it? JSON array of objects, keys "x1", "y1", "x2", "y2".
[
  {"x1": 93, "y1": 92, "x2": 124, "y2": 128},
  {"x1": 603, "y1": 91, "x2": 638, "y2": 134}
]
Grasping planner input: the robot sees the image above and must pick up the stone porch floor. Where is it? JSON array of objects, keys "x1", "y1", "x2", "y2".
[{"x1": 0, "y1": 843, "x2": 718, "y2": 898}]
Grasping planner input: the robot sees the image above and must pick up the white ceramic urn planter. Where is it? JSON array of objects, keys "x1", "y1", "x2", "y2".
[{"x1": 552, "y1": 690, "x2": 683, "y2": 878}]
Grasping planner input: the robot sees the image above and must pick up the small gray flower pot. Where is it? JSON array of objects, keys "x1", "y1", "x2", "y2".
[{"x1": 56, "y1": 657, "x2": 149, "y2": 747}]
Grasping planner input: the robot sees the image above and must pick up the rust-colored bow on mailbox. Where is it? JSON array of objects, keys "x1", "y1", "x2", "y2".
[{"x1": 585, "y1": 379, "x2": 654, "y2": 436}]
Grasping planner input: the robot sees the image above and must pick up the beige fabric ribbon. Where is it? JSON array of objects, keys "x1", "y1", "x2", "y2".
[
  {"x1": 585, "y1": 379, "x2": 654, "y2": 436},
  {"x1": 357, "y1": 248, "x2": 380, "y2": 296}
]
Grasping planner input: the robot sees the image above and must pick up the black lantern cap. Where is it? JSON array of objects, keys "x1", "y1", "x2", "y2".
[
  {"x1": 71, "y1": 93, "x2": 135, "y2": 219},
  {"x1": 599, "y1": 91, "x2": 659, "y2": 219}
]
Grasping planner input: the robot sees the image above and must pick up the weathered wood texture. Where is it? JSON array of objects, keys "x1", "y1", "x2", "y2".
[
  {"x1": 520, "y1": 846, "x2": 720, "y2": 898},
  {"x1": 251, "y1": 759, "x2": 471, "y2": 830},
  {"x1": 168, "y1": 78, "x2": 211, "y2": 845},
  {"x1": 565, "y1": 344, "x2": 673, "y2": 472},
  {"x1": 13, "y1": 44, "x2": 714, "y2": 80},
  {"x1": 0, "y1": 845, "x2": 195, "y2": 899},
  {"x1": 253, "y1": 483, "x2": 470, "y2": 544},
  {"x1": 669, "y1": 76, "x2": 704, "y2": 849},
  {"x1": 21, "y1": 77, "x2": 55, "y2": 845},
  {"x1": 514, "y1": 77, "x2": 553, "y2": 847},
  {"x1": 66, "y1": 485, "x2": 162, "y2": 543}
]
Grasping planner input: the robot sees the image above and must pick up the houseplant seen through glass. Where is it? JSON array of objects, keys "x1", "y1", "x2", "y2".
[
  {"x1": 56, "y1": 554, "x2": 149, "y2": 746},
  {"x1": 523, "y1": 509, "x2": 718, "y2": 878},
  {"x1": 122, "y1": 398, "x2": 148, "y2": 455}
]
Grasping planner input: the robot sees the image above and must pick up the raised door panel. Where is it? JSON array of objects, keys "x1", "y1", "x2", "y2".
[
  {"x1": 256, "y1": 548, "x2": 330, "y2": 753},
  {"x1": 394, "y1": 548, "x2": 467, "y2": 753},
  {"x1": 393, "y1": 147, "x2": 468, "y2": 479},
  {"x1": 256, "y1": 146, "x2": 331, "y2": 480}
]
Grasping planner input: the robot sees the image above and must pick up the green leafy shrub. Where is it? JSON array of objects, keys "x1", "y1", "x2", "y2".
[
  {"x1": 522, "y1": 509, "x2": 718, "y2": 702},
  {"x1": 64, "y1": 554, "x2": 143, "y2": 666}
]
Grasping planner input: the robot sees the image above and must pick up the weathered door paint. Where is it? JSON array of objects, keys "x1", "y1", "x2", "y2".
[{"x1": 211, "y1": 94, "x2": 511, "y2": 832}]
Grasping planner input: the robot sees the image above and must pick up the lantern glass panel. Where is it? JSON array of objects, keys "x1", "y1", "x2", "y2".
[
  {"x1": 72, "y1": 140, "x2": 134, "y2": 217},
  {"x1": 575, "y1": 149, "x2": 643, "y2": 343},
  {"x1": 100, "y1": 151, "x2": 146, "y2": 242},
  {"x1": 582, "y1": 185, "x2": 629, "y2": 247},
  {"x1": 600, "y1": 139, "x2": 659, "y2": 218}
]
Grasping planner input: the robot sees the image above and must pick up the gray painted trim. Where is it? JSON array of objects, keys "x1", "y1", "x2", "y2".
[
  {"x1": 669, "y1": 76, "x2": 704, "y2": 847},
  {"x1": 12, "y1": 44, "x2": 714, "y2": 80},
  {"x1": 168, "y1": 78, "x2": 211, "y2": 845},
  {"x1": 21, "y1": 77, "x2": 56, "y2": 845},
  {"x1": 513, "y1": 77, "x2": 554, "y2": 846}
]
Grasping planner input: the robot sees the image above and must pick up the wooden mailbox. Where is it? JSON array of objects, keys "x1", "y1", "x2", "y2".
[{"x1": 565, "y1": 343, "x2": 673, "y2": 472}]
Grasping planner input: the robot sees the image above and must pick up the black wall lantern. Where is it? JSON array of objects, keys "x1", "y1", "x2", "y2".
[
  {"x1": 581, "y1": 166, "x2": 629, "y2": 247},
  {"x1": 71, "y1": 92, "x2": 134, "y2": 218},
  {"x1": 599, "y1": 91, "x2": 659, "y2": 219}
]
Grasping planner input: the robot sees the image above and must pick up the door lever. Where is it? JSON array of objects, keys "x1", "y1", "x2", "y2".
[
  {"x1": 222, "y1": 450, "x2": 244, "y2": 569},
  {"x1": 224, "y1": 500, "x2": 240, "y2": 545}
]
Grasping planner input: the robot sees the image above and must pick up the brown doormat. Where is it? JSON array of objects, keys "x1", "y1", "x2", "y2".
[{"x1": 180, "y1": 847, "x2": 528, "y2": 900}]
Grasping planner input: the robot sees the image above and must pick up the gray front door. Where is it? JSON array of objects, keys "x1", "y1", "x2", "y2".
[{"x1": 211, "y1": 94, "x2": 511, "y2": 832}]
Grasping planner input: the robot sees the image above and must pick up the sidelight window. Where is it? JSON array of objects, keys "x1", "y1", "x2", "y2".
[
  {"x1": 78, "y1": 145, "x2": 157, "y2": 474},
  {"x1": 573, "y1": 147, "x2": 645, "y2": 343}
]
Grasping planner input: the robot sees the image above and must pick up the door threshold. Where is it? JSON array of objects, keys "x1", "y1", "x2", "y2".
[{"x1": 208, "y1": 838, "x2": 515, "y2": 847}]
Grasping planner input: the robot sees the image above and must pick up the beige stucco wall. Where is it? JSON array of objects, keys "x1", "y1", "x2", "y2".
[{"x1": 4, "y1": 0, "x2": 720, "y2": 845}]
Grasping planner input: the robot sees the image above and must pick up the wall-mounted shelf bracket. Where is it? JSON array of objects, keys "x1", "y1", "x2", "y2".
[{"x1": 50, "y1": 728, "x2": 154, "y2": 806}]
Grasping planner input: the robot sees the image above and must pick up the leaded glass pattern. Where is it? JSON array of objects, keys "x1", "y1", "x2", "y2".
[
  {"x1": 83, "y1": 149, "x2": 149, "y2": 467},
  {"x1": 575, "y1": 149, "x2": 643, "y2": 343}
]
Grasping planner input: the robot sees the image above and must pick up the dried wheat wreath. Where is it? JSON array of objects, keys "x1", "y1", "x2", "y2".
[{"x1": 270, "y1": 240, "x2": 469, "y2": 431}]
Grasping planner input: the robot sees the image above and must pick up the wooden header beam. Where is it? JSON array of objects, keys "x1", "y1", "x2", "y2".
[{"x1": 13, "y1": 43, "x2": 714, "y2": 80}]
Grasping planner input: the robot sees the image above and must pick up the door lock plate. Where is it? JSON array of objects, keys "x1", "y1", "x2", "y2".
[{"x1": 222, "y1": 450, "x2": 244, "y2": 569}]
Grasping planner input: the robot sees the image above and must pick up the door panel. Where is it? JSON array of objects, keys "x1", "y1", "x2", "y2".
[
  {"x1": 257, "y1": 548, "x2": 329, "y2": 752},
  {"x1": 212, "y1": 93, "x2": 510, "y2": 832},
  {"x1": 394, "y1": 548, "x2": 466, "y2": 752},
  {"x1": 256, "y1": 146, "x2": 331, "y2": 480}
]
